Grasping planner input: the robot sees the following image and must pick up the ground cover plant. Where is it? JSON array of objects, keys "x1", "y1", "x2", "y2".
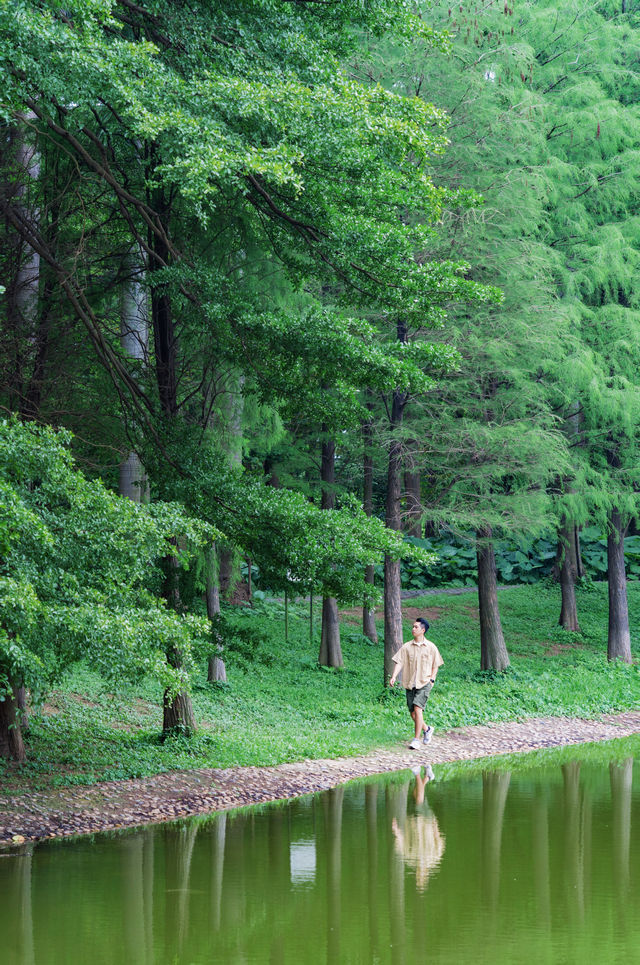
[
  {"x1": 0, "y1": 582, "x2": 638, "y2": 793},
  {"x1": 392, "y1": 528, "x2": 640, "y2": 590}
]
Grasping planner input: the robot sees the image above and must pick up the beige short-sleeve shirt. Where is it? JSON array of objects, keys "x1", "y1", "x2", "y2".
[{"x1": 392, "y1": 639, "x2": 443, "y2": 689}]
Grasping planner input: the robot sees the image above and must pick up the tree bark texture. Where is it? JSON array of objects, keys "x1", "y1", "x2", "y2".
[
  {"x1": 218, "y1": 373, "x2": 245, "y2": 600},
  {"x1": 319, "y1": 596, "x2": 343, "y2": 667},
  {"x1": 206, "y1": 545, "x2": 227, "y2": 683},
  {"x1": 476, "y1": 528, "x2": 510, "y2": 671},
  {"x1": 384, "y1": 385, "x2": 406, "y2": 684},
  {"x1": 362, "y1": 414, "x2": 378, "y2": 643},
  {"x1": 2, "y1": 117, "x2": 51, "y2": 421},
  {"x1": 162, "y1": 668, "x2": 197, "y2": 736},
  {"x1": 119, "y1": 247, "x2": 149, "y2": 502},
  {"x1": 319, "y1": 432, "x2": 343, "y2": 667},
  {"x1": 607, "y1": 508, "x2": 632, "y2": 663},
  {"x1": 557, "y1": 521, "x2": 581, "y2": 632},
  {"x1": 0, "y1": 672, "x2": 26, "y2": 762},
  {"x1": 161, "y1": 553, "x2": 196, "y2": 737},
  {"x1": 403, "y1": 443, "x2": 422, "y2": 537}
]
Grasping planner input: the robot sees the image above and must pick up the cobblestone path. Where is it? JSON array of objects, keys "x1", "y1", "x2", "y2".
[{"x1": 2, "y1": 711, "x2": 639, "y2": 845}]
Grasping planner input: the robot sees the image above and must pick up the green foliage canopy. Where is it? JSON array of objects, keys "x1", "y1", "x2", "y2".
[{"x1": 0, "y1": 418, "x2": 212, "y2": 703}]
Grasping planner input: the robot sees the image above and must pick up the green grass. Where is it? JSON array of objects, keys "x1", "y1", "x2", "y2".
[{"x1": 1, "y1": 581, "x2": 638, "y2": 792}]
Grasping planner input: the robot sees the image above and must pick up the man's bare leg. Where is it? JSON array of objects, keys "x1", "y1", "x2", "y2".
[{"x1": 413, "y1": 705, "x2": 424, "y2": 740}]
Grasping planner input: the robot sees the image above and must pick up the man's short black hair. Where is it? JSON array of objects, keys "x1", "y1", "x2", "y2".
[{"x1": 417, "y1": 617, "x2": 429, "y2": 632}]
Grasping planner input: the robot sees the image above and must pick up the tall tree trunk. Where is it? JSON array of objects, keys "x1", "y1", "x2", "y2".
[
  {"x1": 147, "y1": 170, "x2": 197, "y2": 737},
  {"x1": 557, "y1": 520, "x2": 581, "y2": 632},
  {"x1": 161, "y1": 551, "x2": 196, "y2": 736},
  {"x1": 0, "y1": 671, "x2": 26, "y2": 762},
  {"x1": 403, "y1": 443, "x2": 422, "y2": 537},
  {"x1": 119, "y1": 247, "x2": 149, "y2": 502},
  {"x1": 607, "y1": 508, "x2": 632, "y2": 663},
  {"x1": 476, "y1": 527, "x2": 510, "y2": 671},
  {"x1": 384, "y1": 321, "x2": 408, "y2": 685},
  {"x1": 362, "y1": 412, "x2": 378, "y2": 643},
  {"x1": 218, "y1": 374, "x2": 245, "y2": 601},
  {"x1": 4, "y1": 117, "x2": 41, "y2": 415},
  {"x1": 319, "y1": 432, "x2": 343, "y2": 667},
  {"x1": 206, "y1": 544, "x2": 227, "y2": 683}
]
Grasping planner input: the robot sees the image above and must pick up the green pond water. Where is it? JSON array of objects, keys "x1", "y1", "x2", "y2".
[{"x1": 3, "y1": 744, "x2": 640, "y2": 965}]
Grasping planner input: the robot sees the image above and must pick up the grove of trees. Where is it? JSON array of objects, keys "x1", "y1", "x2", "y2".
[{"x1": 1, "y1": 0, "x2": 639, "y2": 760}]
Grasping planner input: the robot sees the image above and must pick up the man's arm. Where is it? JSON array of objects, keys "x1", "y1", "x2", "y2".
[{"x1": 389, "y1": 647, "x2": 404, "y2": 687}]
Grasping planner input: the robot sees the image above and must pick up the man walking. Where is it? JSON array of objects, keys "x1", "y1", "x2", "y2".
[{"x1": 389, "y1": 618, "x2": 443, "y2": 749}]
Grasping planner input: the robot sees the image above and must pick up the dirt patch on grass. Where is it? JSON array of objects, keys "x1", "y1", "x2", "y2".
[
  {"x1": 545, "y1": 641, "x2": 583, "y2": 656},
  {"x1": 339, "y1": 604, "x2": 444, "y2": 626},
  {"x1": 462, "y1": 605, "x2": 479, "y2": 621},
  {"x1": 401, "y1": 606, "x2": 444, "y2": 623}
]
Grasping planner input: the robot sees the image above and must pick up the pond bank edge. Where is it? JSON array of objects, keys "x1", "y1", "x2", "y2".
[{"x1": 2, "y1": 710, "x2": 639, "y2": 847}]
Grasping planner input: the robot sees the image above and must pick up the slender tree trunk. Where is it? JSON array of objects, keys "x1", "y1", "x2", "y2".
[
  {"x1": 161, "y1": 550, "x2": 197, "y2": 733},
  {"x1": 607, "y1": 508, "x2": 632, "y2": 663},
  {"x1": 0, "y1": 670, "x2": 26, "y2": 762},
  {"x1": 319, "y1": 432, "x2": 343, "y2": 667},
  {"x1": 218, "y1": 374, "x2": 245, "y2": 600},
  {"x1": 4, "y1": 118, "x2": 41, "y2": 414},
  {"x1": 403, "y1": 443, "x2": 422, "y2": 537},
  {"x1": 476, "y1": 527, "x2": 510, "y2": 671},
  {"x1": 119, "y1": 247, "x2": 149, "y2": 502},
  {"x1": 362, "y1": 413, "x2": 378, "y2": 643},
  {"x1": 206, "y1": 544, "x2": 227, "y2": 683},
  {"x1": 147, "y1": 171, "x2": 197, "y2": 737},
  {"x1": 557, "y1": 520, "x2": 581, "y2": 632},
  {"x1": 384, "y1": 373, "x2": 407, "y2": 684}
]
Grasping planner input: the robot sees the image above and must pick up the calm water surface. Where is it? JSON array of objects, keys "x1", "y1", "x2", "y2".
[{"x1": 3, "y1": 752, "x2": 639, "y2": 964}]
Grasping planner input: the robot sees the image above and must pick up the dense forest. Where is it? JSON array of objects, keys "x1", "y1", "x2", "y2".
[{"x1": 2, "y1": 0, "x2": 639, "y2": 762}]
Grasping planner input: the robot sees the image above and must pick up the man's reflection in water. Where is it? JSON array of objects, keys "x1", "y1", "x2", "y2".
[{"x1": 391, "y1": 765, "x2": 445, "y2": 892}]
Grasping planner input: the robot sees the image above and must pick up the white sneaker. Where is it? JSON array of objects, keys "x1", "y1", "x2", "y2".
[
  {"x1": 423, "y1": 726, "x2": 433, "y2": 745},
  {"x1": 409, "y1": 738, "x2": 421, "y2": 750},
  {"x1": 411, "y1": 765, "x2": 422, "y2": 775},
  {"x1": 425, "y1": 764, "x2": 435, "y2": 781}
]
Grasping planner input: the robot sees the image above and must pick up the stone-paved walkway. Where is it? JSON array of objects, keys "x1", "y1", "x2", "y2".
[{"x1": 2, "y1": 711, "x2": 639, "y2": 846}]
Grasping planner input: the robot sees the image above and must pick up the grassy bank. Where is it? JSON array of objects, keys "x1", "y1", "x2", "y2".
[{"x1": 2, "y1": 582, "x2": 639, "y2": 792}]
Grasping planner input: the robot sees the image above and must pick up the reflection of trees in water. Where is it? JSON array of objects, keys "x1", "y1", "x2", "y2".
[
  {"x1": 532, "y1": 793, "x2": 551, "y2": 930},
  {"x1": 323, "y1": 786, "x2": 344, "y2": 965},
  {"x1": 2, "y1": 756, "x2": 637, "y2": 963},
  {"x1": 365, "y1": 784, "x2": 379, "y2": 962},
  {"x1": 120, "y1": 832, "x2": 153, "y2": 965},
  {"x1": 210, "y1": 812, "x2": 227, "y2": 932},
  {"x1": 387, "y1": 781, "x2": 409, "y2": 965},
  {"x1": 611, "y1": 757, "x2": 633, "y2": 917},
  {"x1": 561, "y1": 761, "x2": 588, "y2": 925},
  {"x1": 5, "y1": 844, "x2": 35, "y2": 965},
  {"x1": 481, "y1": 770, "x2": 511, "y2": 917},
  {"x1": 163, "y1": 823, "x2": 198, "y2": 961}
]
